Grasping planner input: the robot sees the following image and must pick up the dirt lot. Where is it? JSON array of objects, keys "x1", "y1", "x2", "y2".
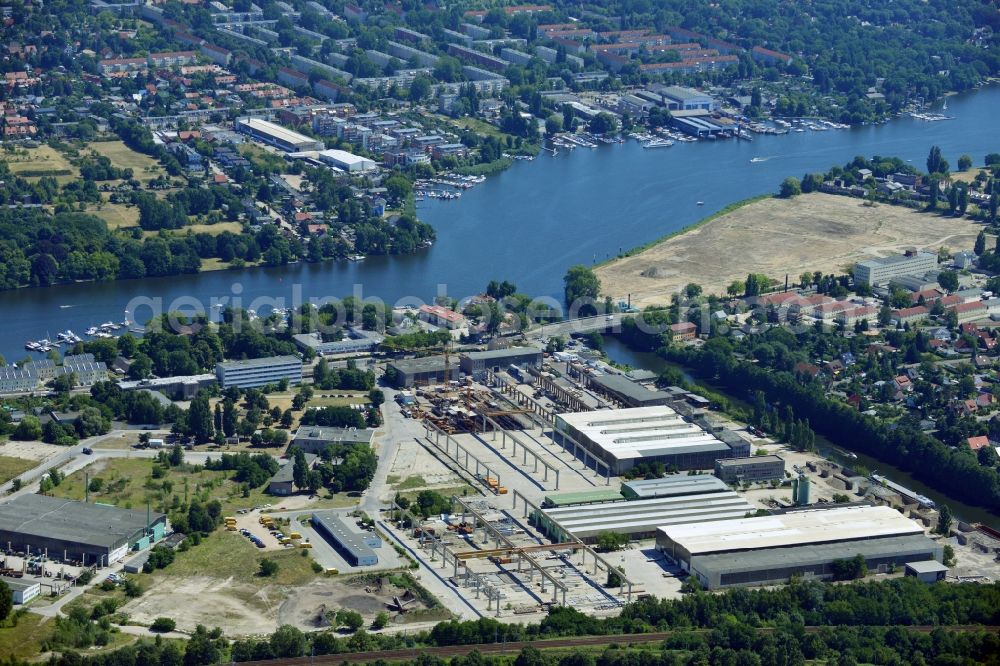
[
  {"x1": 595, "y1": 193, "x2": 982, "y2": 307},
  {"x1": 124, "y1": 573, "x2": 429, "y2": 635}
]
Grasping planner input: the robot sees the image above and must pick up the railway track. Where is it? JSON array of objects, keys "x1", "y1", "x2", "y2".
[{"x1": 238, "y1": 626, "x2": 1000, "y2": 666}]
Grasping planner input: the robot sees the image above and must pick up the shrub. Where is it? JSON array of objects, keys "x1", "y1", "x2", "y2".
[{"x1": 150, "y1": 617, "x2": 176, "y2": 633}]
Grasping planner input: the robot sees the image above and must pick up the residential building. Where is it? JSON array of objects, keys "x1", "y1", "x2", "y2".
[{"x1": 418, "y1": 304, "x2": 466, "y2": 329}]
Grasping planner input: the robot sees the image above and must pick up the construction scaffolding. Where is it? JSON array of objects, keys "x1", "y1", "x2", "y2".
[{"x1": 511, "y1": 488, "x2": 636, "y2": 604}]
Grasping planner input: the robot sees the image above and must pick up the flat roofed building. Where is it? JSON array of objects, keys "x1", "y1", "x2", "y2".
[
  {"x1": 905, "y1": 559, "x2": 949, "y2": 582},
  {"x1": 542, "y1": 488, "x2": 624, "y2": 508},
  {"x1": 588, "y1": 373, "x2": 674, "y2": 407},
  {"x1": 216, "y1": 355, "x2": 302, "y2": 389},
  {"x1": 292, "y1": 329, "x2": 382, "y2": 356},
  {"x1": 291, "y1": 426, "x2": 375, "y2": 454},
  {"x1": 311, "y1": 512, "x2": 377, "y2": 566},
  {"x1": 418, "y1": 304, "x2": 466, "y2": 329},
  {"x1": 0, "y1": 494, "x2": 166, "y2": 565},
  {"x1": 853, "y1": 252, "x2": 938, "y2": 287},
  {"x1": 2, "y1": 576, "x2": 40, "y2": 604},
  {"x1": 554, "y1": 406, "x2": 749, "y2": 474},
  {"x1": 621, "y1": 474, "x2": 729, "y2": 500},
  {"x1": 236, "y1": 117, "x2": 323, "y2": 152},
  {"x1": 318, "y1": 148, "x2": 375, "y2": 172},
  {"x1": 387, "y1": 355, "x2": 452, "y2": 387},
  {"x1": 539, "y1": 491, "x2": 754, "y2": 541},
  {"x1": 460, "y1": 347, "x2": 543, "y2": 374},
  {"x1": 656, "y1": 505, "x2": 938, "y2": 588},
  {"x1": 714, "y1": 455, "x2": 786, "y2": 484}
]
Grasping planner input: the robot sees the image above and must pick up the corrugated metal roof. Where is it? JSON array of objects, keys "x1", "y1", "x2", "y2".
[
  {"x1": 622, "y1": 475, "x2": 729, "y2": 498},
  {"x1": 660, "y1": 505, "x2": 923, "y2": 556}
]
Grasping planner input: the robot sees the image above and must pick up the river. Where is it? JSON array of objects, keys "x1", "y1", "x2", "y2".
[
  {"x1": 4, "y1": 86, "x2": 999, "y2": 362},
  {"x1": 600, "y1": 336, "x2": 1000, "y2": 528}
]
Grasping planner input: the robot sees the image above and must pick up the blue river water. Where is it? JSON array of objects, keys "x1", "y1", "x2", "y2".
[{"x1": 2, "y1": 86, "x2": 999, "y2": 362}]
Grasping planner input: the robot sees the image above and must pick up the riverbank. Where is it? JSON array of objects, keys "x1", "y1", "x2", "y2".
[{"x1": 595, "y1": 192, "x2": 982, "y2": 307}]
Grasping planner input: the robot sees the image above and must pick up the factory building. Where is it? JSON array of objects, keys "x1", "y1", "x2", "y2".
[
  {"x1": 459, "y1": 347, "x2": 543, "y2": 374},
  {"x1": 537, "y1": 489, "x2": 754, "y2": 541},
  {"x1": 0, "y1": 495, "x2": 167, "y2": 566},
  {"x1": 554, "y1": 406, "x2": 750, "y2": 475},
  {"x1": 311, "y1": 512, "x2": 378, "y2": 566},
  {"x1": 714, "y1": 455, "x2": 786, "y2": 484},
  {"x1": 588, "y1": 373, "x2": 674, "y2": 407},
  {"x1": 542, "y1": 488, "x2": 624, "y2": 508},
  {"x1": 386, "y1": 355, "x2": 453, "y2": 387},
  {"x1": 853, "y1": 251, "x2": 938, "y2": 287},
  {"x1": 656, "y1": 505, "x2": 941, "y2": 589},
  {"x1": 216, "y1": 355, "x2": 302, "y2": 389},
  {"x1": 236, "y1": 117, "x2": 324, "y2": 152},
  {"x1": 291, "y1": 426, "x2": 375, "y2": 455},
  {"x1": 620, "y1": 474, "x2": 730, "y2": 500}
]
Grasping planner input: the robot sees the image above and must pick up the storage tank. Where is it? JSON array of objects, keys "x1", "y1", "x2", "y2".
[{"x1": 795, "y1": 475, "x2": 811, "y2": 506}]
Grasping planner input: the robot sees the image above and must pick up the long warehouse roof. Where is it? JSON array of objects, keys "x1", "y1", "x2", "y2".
[
  {"x1": 659, "y1": 505, "x2": 924, "y2": 556},
  {"x1": 622, "y1": 474, "x2": 729, "y2": 498},
  {"x1": 0, "y1": 494, "x2": 163, "y2": 548},
  {"x1": 542, "y1": 491, "x2": 754, "y2": 538},
  {"x1": 238, "y1": 118, "x2": 317, "y2": 146},
  {"x1": 557, "y1": 406, "x2": 730, "y2": 461}
]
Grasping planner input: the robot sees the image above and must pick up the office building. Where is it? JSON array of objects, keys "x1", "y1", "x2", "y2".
[
  {"x1": 853, "y1": 251, "x2": 938, "y2": 287},
  {"x1": 216, "y1": 355, "x2": 303, "y2": 389},
  {"x1": 714, "y1": 455, "x2": 786, "y2": 484},
  {"x1": 291, "y1": 426, "x2": 375, "y2": 455}
]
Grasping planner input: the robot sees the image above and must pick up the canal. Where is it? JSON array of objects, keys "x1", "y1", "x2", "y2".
[
  {"x1": 601, "y1": 335, "x2": 1000, "y2": 529},
  {"x1": 2, "y1": 86, "x2": 999, "y2": 362}
]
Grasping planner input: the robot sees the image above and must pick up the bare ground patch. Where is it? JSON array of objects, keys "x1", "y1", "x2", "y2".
[{"x1": 596, "y1": 193, "x2": 982, "y2": 307}]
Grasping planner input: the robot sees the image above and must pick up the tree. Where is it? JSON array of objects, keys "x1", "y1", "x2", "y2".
[
  {"x1": 0, "y1": 579, "x2": 11, "y2": 623},
  {"x1": 588, "y1": 112, "x2": 618, "y2": 135},
  {"x1": 943, "y1": 544, "x2": 956, "y2": 566},
  {"x1": 595, "y1": 531, "x2": 627, "y2": 552},
  {"x1": 779, "y1": 177, "x2": 802, "y2": 198},
  {"x1": 259, "y1": 558, "x2": 279, "y2": 577},
  {"x1": 936, "y1": 504, "x2": 953, "y2": 535},
  {"x1": 188, "y1": 394, "x2": 214, "y2": 443},
  {"x1": 564, "y1": 265, "x2": 600, "y2": 308},
  {"x1": 12, "y1": 416, "x2": 42, "y2": 441},
  {"x1": 335, "y1": 608, "x2": 364, "y2": 632},
  {"x1": 975, "y1": 230, "x2": 986, "y2": 255},
  {"x1": 938, "y1": 270, "x2": 959, "y2": 292},
  {"x1": 958, "y1": 154, "x2": 973, "y2": 171},
  {"x1": 269, "y1": 625, "x2": 306, "y2": 657},
  {"x1": 927, "y1": 145, "x2": 949, "y2": 175},
  {"x1": 222, "y1": 398, "x2": 237, "y2": 438},
  {"x1": 371, "y1": 611, "x2": 390, "y2": 630},
  {"x1": 545, "y1": 114, "x2": 562, "y2": 136},
  {"x1": 292, "y1": 447, "x2": 308, "y2": 490}
]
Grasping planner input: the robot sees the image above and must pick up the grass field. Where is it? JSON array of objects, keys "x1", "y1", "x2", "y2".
[
  {"x1": 92, "y1": 201, "x2": 141, "y2": 229},
  {"x1": 446, "y1": 116, "x2": 503, "y2": 138},
  {"x1": 0, "y1": 613, "x2": 53, "y2": 661},
  {"x1": 596, "y1": 192, "x2": 983, "y2": 307},
  {"x1": 0, "y1": 454, "x2": 34, "y2": 485},
  {"x1": 142, "y1": 221, "x2": 244, "y2": 240},
  {"x1": 88, "y1": 141, "x2": 163, "y2": 182},
  {"x1": 3, "y1": 144, "x2": 77, "y2": 183},
  {"x1": 152, "y1": 530, "x2": 316, "y2": 587},
  {"x1": 50, "y1": 457, "x2": 232, "y2": 512}
]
